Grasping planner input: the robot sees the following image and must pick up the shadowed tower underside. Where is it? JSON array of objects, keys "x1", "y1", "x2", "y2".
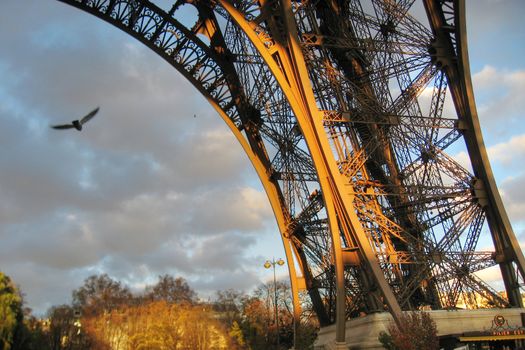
[{"x1": 53, "y1": 0, "x2": 525, "y2": 344}]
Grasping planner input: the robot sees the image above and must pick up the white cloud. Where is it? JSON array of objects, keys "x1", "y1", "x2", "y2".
[
  {"x1": 473, "y1": 66, "x2": 525, "y2": 140},
  {"x1": 187, "y1": 186, "x2": 273, "y2": 234},
  {"x1": 487, "y1": 134, "x2": 525, "y2": 167},
  {"x1": 500, "y1": 174, "x2": 525, "y2": 223},
  {"x1": 476, "y1": 133, "x2": 525, "y2": 223}
]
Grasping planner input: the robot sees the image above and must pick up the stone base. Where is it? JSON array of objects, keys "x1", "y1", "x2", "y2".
[{"x1": 314, "y1": 308, "x2": 525, "y2": 350}]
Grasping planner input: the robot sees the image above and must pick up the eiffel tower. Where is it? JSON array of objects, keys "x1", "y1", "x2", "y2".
[{"x1": 53, "y1": 0, "x2": 525, "y2": 346}]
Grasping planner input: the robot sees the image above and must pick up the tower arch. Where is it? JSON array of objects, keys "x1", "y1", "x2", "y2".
[{"x1": 52, "y1": 0, "x2": 525, "y2": 345}]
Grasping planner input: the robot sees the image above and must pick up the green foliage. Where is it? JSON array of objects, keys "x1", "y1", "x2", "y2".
[
  {"x1": 0, "y1": 272, "x2": 23, "y2": 350},
  {"x1": 379, "y1": 312, "x2": 439, "y2": 350}
]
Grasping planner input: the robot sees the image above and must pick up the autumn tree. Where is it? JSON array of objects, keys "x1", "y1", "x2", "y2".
[
  {"x1": 228, "y1": 321, "x2": 247, "y2": 349},
  {"x1": 23, "y1": 315, "x2": 51, "y2": 350},
  {"x1": 82, "y1": 302, "x2": 168, "y2": 350},
  {"x1": 81, "y1": 301, "x2": 232, "y2": 350},
  {"x1": 241, "y1": 282, "x2": 318, "y2": 350},
  {"x1": 378, "y1": 312, "x2": 439, "y2": 350},
  {"x1": 252, "y1": 281, "x2": 298, "y2": 349},
  {"x1": 74, "y1": 275, "x2": 242, "y2": 349},
  {"x1": 0, "y1": 272, "x2": 23, "y2": 350},
  {"x1": 45, "y1": 304, "x2": 88, "y2": 350},
  {"x1": 213, "y1": 289, "x2": 245, "y2": 327},
  {"x1": 72, "y1": 274, "x2": 132, "y2": 316},
  {"x1": 241, "y1": 296, "x2": 272, "y2": 350},
  {"x1": 180, "y1": 304, "x2": 229, "y2": 350},
  {"x1": 144, "y1": 275, "x2": 197, "y2": 305}
]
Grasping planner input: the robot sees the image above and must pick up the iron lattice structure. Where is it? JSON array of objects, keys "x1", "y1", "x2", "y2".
[{"x1": 54, "y1": 0, "x2": 525, "y2": 342}]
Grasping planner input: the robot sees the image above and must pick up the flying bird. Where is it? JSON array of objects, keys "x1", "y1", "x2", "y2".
[{"x1": 51, "y1": 107, "x2": 100, "y2": 131}]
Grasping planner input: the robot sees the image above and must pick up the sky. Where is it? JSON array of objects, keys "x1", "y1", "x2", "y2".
[{"x1": 0, "y1": 0, "x2": 524, "y2": 316}]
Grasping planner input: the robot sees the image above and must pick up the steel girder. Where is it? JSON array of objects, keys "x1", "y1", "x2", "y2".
[{"x1": 52, "y1": 0, "x2": 525, "y2": 345}]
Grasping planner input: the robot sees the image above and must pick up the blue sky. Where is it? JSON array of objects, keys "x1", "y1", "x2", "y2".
[{"x1": 0, "y1": 1, "x2": 524, "y2": 315}]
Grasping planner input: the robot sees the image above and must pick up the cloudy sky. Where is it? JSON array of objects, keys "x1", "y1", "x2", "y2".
[{"x1": 0, "y1": 1, "x2": 524, "y2": 315}]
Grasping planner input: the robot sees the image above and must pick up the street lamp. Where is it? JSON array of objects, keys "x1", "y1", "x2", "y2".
[{"x1": 264, "y1": 258, "x2": 285, "y2": 349}]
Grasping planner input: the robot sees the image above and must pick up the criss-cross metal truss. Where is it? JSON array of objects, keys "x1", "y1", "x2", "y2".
[{"x1": 53, "y1": 0, "x2": 525, "y2": 344}]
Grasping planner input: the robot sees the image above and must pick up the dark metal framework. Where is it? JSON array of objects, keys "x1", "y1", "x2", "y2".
[{"x1": 51, "y1": 0, "x2": 525, "y2": 342}]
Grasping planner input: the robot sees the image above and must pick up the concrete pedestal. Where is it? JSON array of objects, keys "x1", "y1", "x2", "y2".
[{"x1": 314, "y1": 308, "x2": 525, "y2": 350}]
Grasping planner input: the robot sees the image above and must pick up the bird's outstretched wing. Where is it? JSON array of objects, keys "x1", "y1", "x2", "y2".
[
  {"x1": 80, "y1": 107, "x2": 99, "y2": 125},
  {"x1": 51, "y1": 124, "x2": 75, "y2": 130},
  {"x1": 50, "y1": 107, "x2": 100, "y2": 131}
]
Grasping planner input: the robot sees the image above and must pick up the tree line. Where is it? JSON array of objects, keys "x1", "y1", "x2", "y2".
[{"x1": 0, "y1": 272, "x2": 318, "y2": 350}]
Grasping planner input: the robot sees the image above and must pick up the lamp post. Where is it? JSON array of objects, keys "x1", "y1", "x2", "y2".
[{"x1": 264, "y1": 258, "x2": 285, "y2": 349}]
